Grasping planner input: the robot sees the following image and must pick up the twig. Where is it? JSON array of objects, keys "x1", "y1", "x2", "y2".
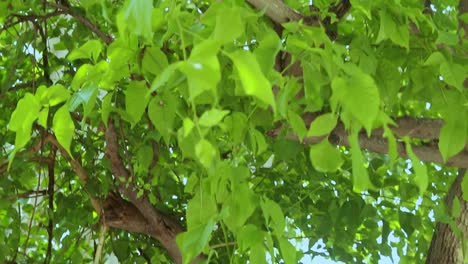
[
  {"x1": 45, "y1": 2, "x2": 113, "y2": 45},
  {"x1": 93, "y1": 224, "x2": 108, "y2": 264},
  {"x1": 44, "y1": 146, "x2": 56, "y2": 264},
  {"x1": 246, "y1": 0, "x2": 302, "y2": 24}
]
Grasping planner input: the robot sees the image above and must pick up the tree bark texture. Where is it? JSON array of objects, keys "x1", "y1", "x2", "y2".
[{"x1": 426, "y1": 169, "x2": 468, "y2": 264}]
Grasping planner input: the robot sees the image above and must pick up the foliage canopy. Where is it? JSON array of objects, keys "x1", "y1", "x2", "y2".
[{"x1": 0, "y1": 0, "x2": 467, "y2": 263}]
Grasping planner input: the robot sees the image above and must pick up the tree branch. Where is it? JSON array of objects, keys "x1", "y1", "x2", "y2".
[
  {"x1": 271, "y1": 115, "x2": 468, "y2": 169},
  {"x1": 45, "y1": 2, "x2": 113, "y2": 45},
  {"x1": 246, "y1": 0, "x2": 303, "y2": 24},
  {"x1": 105, "y1": 118, "x2": 185, "y2": 264}
]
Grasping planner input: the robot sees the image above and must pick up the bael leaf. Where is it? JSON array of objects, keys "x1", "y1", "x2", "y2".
[
  {"x1": 438, "y1": 90, "x2": 467, "y2": 162},
  {"x1": 180, "y1": 40, "x2": 221, "y2": 100},
  {"x1": 404, "y1": 139, "x2": 428, "y2": 195},
  {"x1": 349, "y1": 128, "x2": 373, "y2": 192},
  {"x1": 331, "y1": 65, "x2": 380, "y2": 133},
  {"x1": 125, "y1": 81, "x2": 149, "y2": 126},
  {"x1": 148, "y1": 93, "x2": 178, "y2": 144},
  {"x1": 53, "y1": 105, "x2": 75, "y2": 156},
  {"x1": 288, "y1": 110, "x2": 307, "y2": 141},
  {"x1": 118, "y1": 0, "x2": 153, "y2": 41},
  {"x1": 440, "y1": 62, "x2": 465, "y2": 92},
  {"x1": 308, "y1": 113, "x2": 337, "y2": 137},
  {"x1": 176, "y1": 220, "x2": 214, "y2": 264},
  {"x1": 462, "y1": 170, "x2": 468, "y2": 202},
  {"x1": 47, "y1": 84, "x2": 70, "y2": 106},
  {"x1": 309, "y1": 139, "x2": 344, "y2": 173},
  {"x1": 68, "y1": 40, "x2": 102, "y2": 62},
  {"x1": 214, "y1": 6, "x2": 243, "y2": 43},
  {"x1": 142, "y1": 46, "x2": 169, "y2": 76},
  {"x1": 198, "y1": 109, "x2": 230, "y2": 127},
  {"x1": 278, "y1": 237, "x2": 297, "y2": 264},
  {"x1": 9, "y1": 93, "x2": 40, "y2": 150},
  {"x1": 261, "y1": 198, "x2": 285, "y2": 235},
  {"x1": 195, "y1": 139, "x2": 217, "y2": 169},
  {"x1": 231, "y1": 50, "x2": 276, "y2": 111}
]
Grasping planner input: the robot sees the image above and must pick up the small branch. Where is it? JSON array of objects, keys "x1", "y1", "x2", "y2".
[
  {"x1": 210, "y1": 241, "x2": 237, "y2": 250},
  {"x1": 246, "y1": 0, "x2": 303, "y2": 24},
  {"x1": 45, "y1": 2, "x2": 113, "y2": 45},
  {"x1": 93, "y1": 224, "x2": 108, "y2": 264},
  {"x1": 44, "y1": 147, "x2": 56, "y2": 264},
  {"x1": 0, "y1": 190, "x2": 48, "y2": 201}
]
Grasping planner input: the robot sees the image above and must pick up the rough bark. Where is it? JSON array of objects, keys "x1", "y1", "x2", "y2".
[{"x1": 426, "y1": 169, "x2": 468, "y2": 264}]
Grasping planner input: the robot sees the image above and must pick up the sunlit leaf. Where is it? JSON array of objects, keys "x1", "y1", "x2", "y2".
[
  {"x1": 199, "y1": 109, "x2": 230, "y2": 127},
  {"x1": 309, "y1": 139, "x2": 344, "y2": 172},
  {"x1": 231, "y1": 50, "x2": 276, "y2": 111},
  {"x1": 125, "y1": 81, "x2": 149, "y2": 126},
  {"x1": 53, "y1": 105, "x2": 75, "y2": 156},
  {"x1": 308, "y1": 113, "x2": 337, "y2": 137}
]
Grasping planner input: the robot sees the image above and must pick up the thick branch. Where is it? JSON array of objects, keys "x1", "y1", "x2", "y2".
[
  {"x1": 105, "y1": 119, "x2": 185, "y2": 264},
  {"x1": 273, "y1": 115, "x2": 468, "y2": 169}
]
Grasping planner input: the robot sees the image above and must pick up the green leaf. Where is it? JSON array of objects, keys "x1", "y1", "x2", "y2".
[
  {"x1": 149, "y1": 62, "x2": 182, "y2": 93},
  {"x1": 462, "y1": 171, "x2": 468, "y2": 201},
  {"x1": 331, "y1": 66, "x2": 380, "y2": 133},
  {"x1": 231, "y1": 50, "x2": 276, "y2": 110},
  {"x1": 250, "y1": 244, "x2": 267, "y2": 264},
  {"x1": 383, "y1": 125, "x2": 397, "y2": 165},
  {"x1": 125, "y1": 81, "x2": 149, "y2": 126},
  {"x1": 195, "y1": 139, "x2": 217, "y2": 168},
  {"x1": 288, "y1": 110, "x2": 307, "y2": 141},
  {"x1": 250, "y1": 128, "x2": 268, "y2": 155},
  {"x1": 38, "y1": 108, "x2": 49, "y2": 128},
  {"x1": 261, "y1": 198, "x2": 285, "y2": 234},
  {"x1": 198, "y1": 109, "x2": 230, "y2": 127},
  {"x1": 9, "y1": 93, "x2": 40, "y2": 150},
  {"x1": 424, "y1": 51, "x2": 446, "y2": 66},
  {"x1": 136, "y1": 145, "x2": 153, "y2": 174},
  {"x1": 180, "y1": 40, "x2": 221, "y2": 100},
  {"x1": 309, "y1": 139, "x2": 344, "y2": 172},
  {"x1": 101, "y1": 92, "x2": 113, "y2": 125},
  {"x1": 187, "y1": 191, "x2": 218, "y2": 229},
  {"x1": 214, "y1": 6, "x2": 243, "y2": 43},
  {"x1": 439, "y1": 116, "x2": 467, "y2": 162},
  {"x1": 308, "y1": 113, "x2": 337, "y2": 137},
  {"x1": 67, "y1": 40, "x2": 102, "y2": 62},
  {"x1": 349, "y1": 129, "x2": 373, "y2": 192},
  {"x1": 436, "y1": 31, "x2": 459, "y2": 46},
  {"x1": 350, "y1": 0, "x2": 372, "y2": 19},
  {"x1": 452, "y1": 196, "x2": 461, "y2": 218},
  {"x1": 254, "y1": 27, "x2": 281, "y2": 75},
  {"x1": 46, "y1": 84, "x2": 70, "y2": 106},
  {"x1": 404, "y1": 139, "x2": 428, "y2": 195},
  {"x1": 118, "y1": 0, "x2": 153, "y2": 41},
  {"x1": 53, "y1": 105, "x2": 75, "y2": 156},
  {"x1": 148, "y1": 93, "x2": 178, "y2": 144},
  {"x1": 278, "y1": 237, "x2": 296, "y2": 264},
  {"x1": 238, "y1": 225, "x2": 264, "y2": 251},
  {"x1": 176, "y1": 220, "x2": 214, "y2": 264},
  {"x1": 223, "y1": 185, "x2": 257, "y2": 232},
  {"x1": 142, "y1": 46, "x2": 169, "y2": 76},
  {"x1": 224, "y1": 112, "x2": 248, "y2": 144},
  {"x1": 440, "y1": 62, "x2": 466, "y2": 91},
  {"x1": 183, "y1": 118, "x2": 195, "y2": 137},
  {"x1": 376, "y1": 11, "x2": 408, "y2": 49}
]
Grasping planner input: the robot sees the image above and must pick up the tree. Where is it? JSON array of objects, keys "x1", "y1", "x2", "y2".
[{"x1": 0, "y1": 0, "x2": 467, "y2": 263}]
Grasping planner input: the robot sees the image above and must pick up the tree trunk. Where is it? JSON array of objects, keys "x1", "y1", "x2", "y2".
[{"x1": 426, "y1": 169, "x2": 468, "y2": 264}]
